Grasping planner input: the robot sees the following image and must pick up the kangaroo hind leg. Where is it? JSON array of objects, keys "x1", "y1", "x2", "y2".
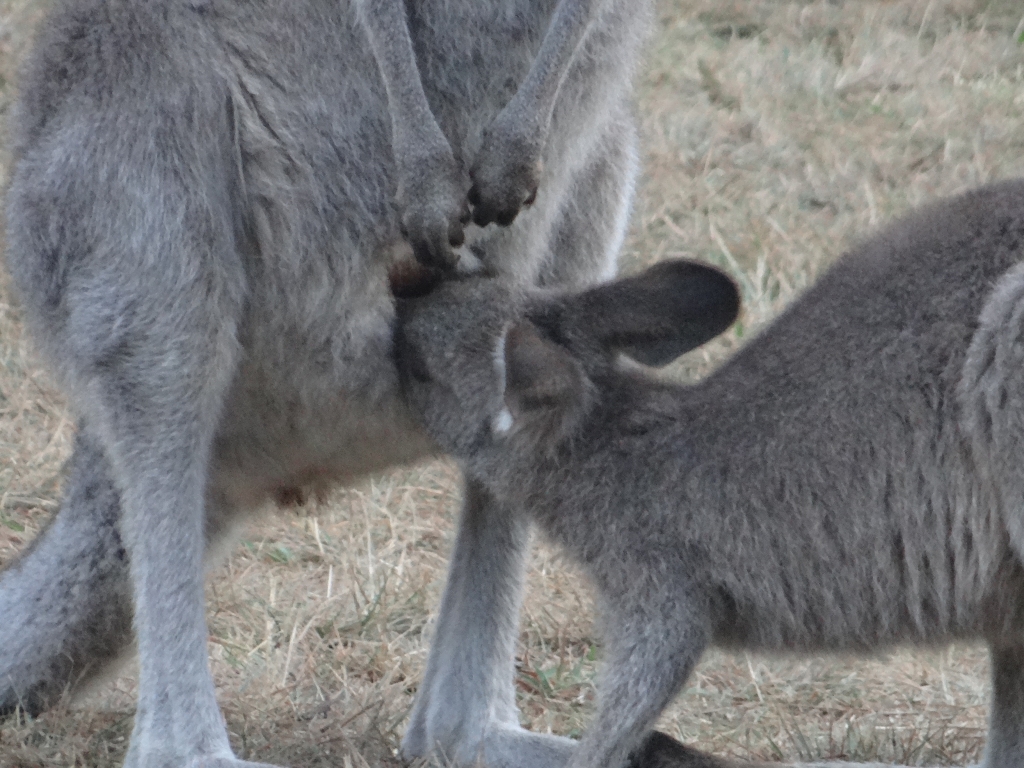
[
  {"x1": 0, "y1": 428, "x2": 132, "y2": 716},
  {"x1": 6, "y1": 82, "x2": 280, "y2": 766}
]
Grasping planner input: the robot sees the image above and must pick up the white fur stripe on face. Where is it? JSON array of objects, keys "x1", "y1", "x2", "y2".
[
  {"x1": 493, "y1": 326, "x2": 508, "y2": 391},
  {"x1": 491, "y1": 327, "x2": 514, "y2": 435},
  {"x1": 492, "y1": 407, "x2": 514, "y2": 435}
]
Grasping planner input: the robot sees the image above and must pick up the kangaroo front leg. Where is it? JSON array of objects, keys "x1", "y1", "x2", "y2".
[
  {"x1": 109, "y1": 371, "x2": 280, "y2": 768},
  {"x1": 102, "y1": 343, "x2": 272, "y2": 768},
  {"x1": 355, "y1": 0, "x2": 469, "y2": 271},
  {"x1": 0, "y1": 428, "x2": 133, "y2": 715},
  {"x1": 64, "y1": 192, "x2": 275, "y2": 767},
  {"x1": 402, "y1": 479, "x2": 574, "y2": 766},
  {"x1": 566, "y1": 596, "x2": 708, "y2": 768},
  {"x1": 468, "y1": 0, "x2": 604, "y2": 228}
]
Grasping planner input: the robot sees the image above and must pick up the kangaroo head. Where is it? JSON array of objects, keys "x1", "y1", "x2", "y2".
[{"x1": 395, "y1": 259, "x2": 740, "y2": 459}]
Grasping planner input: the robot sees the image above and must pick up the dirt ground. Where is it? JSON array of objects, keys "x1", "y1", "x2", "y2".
[{"x1": 2, "y1": 0, "x2": 1024, "y2": 765}]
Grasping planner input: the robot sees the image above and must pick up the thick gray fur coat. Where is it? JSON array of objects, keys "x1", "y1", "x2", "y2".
[
  {"x1": 0, "y1": 1, "x2": 653, "y2": 767},
  {"x1": 396, "y1": 179, "x2": 1024, "y2": 768}
]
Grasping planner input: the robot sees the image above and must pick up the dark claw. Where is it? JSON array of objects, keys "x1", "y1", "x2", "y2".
[
  {"x1": 495, "y1": 208, "x2": 518, "y2": 227},
  {"x1": 472, "y1": 204, "x2": 495, "y2": 228},
  {"x1": 467, "y1": 179, "x2": 537, "y2": 228},
  {"x1": 411, "y1": 241, "x2": 433, "y2": 269}
]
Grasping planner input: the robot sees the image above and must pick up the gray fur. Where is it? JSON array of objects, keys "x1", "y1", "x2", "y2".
[
  {"x1": 357, "y1": 0, "x2": 620, "y2": 269},
  {"x1": 0, "y1": 0, "x2": 652, "y2": 766},
  {"x1": 396, "y1": 179, "x2": 1024, "y2": 768}
]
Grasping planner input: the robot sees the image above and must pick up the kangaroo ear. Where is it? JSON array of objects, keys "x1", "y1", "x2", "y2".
[
  {"x1": 542, "y1": 260, "x2": 740, "y2": 366},
  {"x1": 500, "y1": 321, "x2": 591, "y2": 443}
]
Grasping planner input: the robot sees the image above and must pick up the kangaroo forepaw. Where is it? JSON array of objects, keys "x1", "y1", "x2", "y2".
[
  {"x1": 397, "y1": 144, "x2": 471, "y2": 271},
  {"x1": 468, "y1": 122, "x2": 543, "y2": 228}
]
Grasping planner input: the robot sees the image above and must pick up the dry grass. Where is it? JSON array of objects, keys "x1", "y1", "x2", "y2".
[{"x1": 2, "y1": 0, "x2": 1024, "y2": 765}]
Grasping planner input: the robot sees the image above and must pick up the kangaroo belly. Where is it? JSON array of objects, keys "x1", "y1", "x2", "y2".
[
  {"x1": 210, "y1": 378, "x2": 435, "y2": 512},
  {"x1": 209, "y1": 269, "x2": 436, "y2": 511}
]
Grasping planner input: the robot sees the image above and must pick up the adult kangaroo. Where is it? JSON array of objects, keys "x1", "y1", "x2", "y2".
[
  {"x1": 0, "y1": 1, "x2": 653, "y2": 766},
  {"x1": 396, "y1": 179, "x2": 1024, "y2": 768}
]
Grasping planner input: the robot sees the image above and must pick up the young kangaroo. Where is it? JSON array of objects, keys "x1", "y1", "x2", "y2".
[
  {"x1": 0, "y1": 1, "x2": 654, "y2": 766},
  {"x1": 396, "y1": 178, "x2": 1024, "y2": 768}
]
